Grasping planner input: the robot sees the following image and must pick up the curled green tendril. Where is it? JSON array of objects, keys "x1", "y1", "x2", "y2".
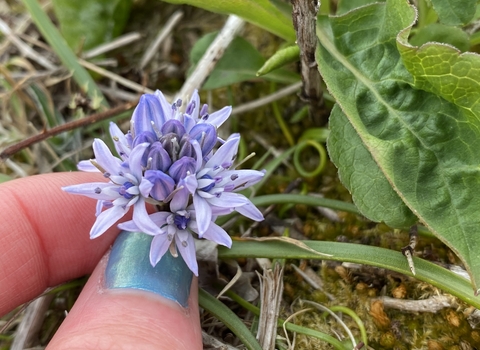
[{"x1": 293, "y1": 140, "x2": 327, "y2": 178}]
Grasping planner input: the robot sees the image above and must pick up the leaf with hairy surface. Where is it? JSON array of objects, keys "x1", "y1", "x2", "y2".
[{"x1": 318, "y1": 0, "x2": 480, "y2": 292}]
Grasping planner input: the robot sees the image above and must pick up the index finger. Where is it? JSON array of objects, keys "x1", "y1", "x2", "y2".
[{"x1": 0, "y1": 172, "x2": 122, "y2": 316}]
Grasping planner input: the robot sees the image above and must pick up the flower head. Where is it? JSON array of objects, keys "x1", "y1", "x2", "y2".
[{"x1": 62, "y1": 89, "x2": 264, "y2": 276}]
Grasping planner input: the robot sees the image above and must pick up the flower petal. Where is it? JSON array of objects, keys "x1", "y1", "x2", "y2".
[
  {"x1": 205, "y1": 106, "x2": 232, "y2": 128},
  {"x1": 169, "y1": 157, "x2": 196, "y2": 182},
  {"x1": 131, "y1": 93, "x2": 166, "y2": 135},
  {"x1": 144, "y1": 170, "x2": 174, "y2": 200},
  {"x1": 109, "y1": 122, "x2": 131, "y2": 159},
  {"x1": 154, "y1": 90, "x2": 174, "y2": 122},
  {"x1": 150, "y1": 234, "x2": 171, "y2": 266},
  {"x1": 235, "y1": 202, "x2": 264, "y2": 221},
  {"x1": 62, "y1": 183, "x2": 117, "y2": 200},
  {"x1": 132, "y1": 198, "x2": 162, "y2": 235},
  {"x1": 218, "y1": 169, "x2": 265, "y2": 191},
  {"x1": 206, "y1": 192, "x2": 250, "y2": 208},
  {"x1": 77, "y1": 160, "x2": 99, "y2": 172},
  {"x1": 201, "y1": 222, "x2": 232, "y2": 248},
  {"x1": 176, "y1": 231, "x2": 198, "y2": 276},
  {"x1": 90, "y1": 205, "x2": 128, "y2": 238},
  {"x1": 129, "y1": 143, "x2": 149, "y2": 181},
  {"x1": 92, "y1": 139, "x2": 123, "y2": 176},
  {"x1": 205, "y1": 134, "x2": 240, "y2": 169},
  {"x1": 193, "y1": 194, "x2": 212, "y2": 236}
]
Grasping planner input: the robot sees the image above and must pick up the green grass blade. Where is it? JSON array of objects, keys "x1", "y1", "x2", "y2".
[
  {"x1": 198, "y1": 288, "x2": 262, "y2": 350},
  {"x1": 219, "y1": 240, "x2": 480, "y2": 308},
  {"x1": 22, "y1": 0, "x2": 108, "y2": 108},
  {"x1": 251, "y1": 194, "x2": 359, "y2": 214}
]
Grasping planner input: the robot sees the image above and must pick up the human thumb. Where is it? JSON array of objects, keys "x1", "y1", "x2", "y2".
[{"x1": 47, "y1": 231, "x2": 202, "y2": 350}]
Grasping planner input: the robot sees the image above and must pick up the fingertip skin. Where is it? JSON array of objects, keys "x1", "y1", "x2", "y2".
[{"x1": 48, "y1": 253, "x2": 202, "y2": 350}]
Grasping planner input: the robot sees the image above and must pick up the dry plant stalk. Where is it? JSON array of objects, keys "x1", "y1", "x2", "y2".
[
  {"x1": 256, "y1": 264, "x2": 284, "y2": 350},
  {"x1": 290, "y1": 0, "x2": 324, "y2": 123}
]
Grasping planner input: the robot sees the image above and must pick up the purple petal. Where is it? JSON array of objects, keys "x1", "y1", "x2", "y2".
[
  {"x1": 206, "y1": 192, "x2": 250, "y2": 208},
  {"x1": 62, "y1": 183, "x2": 117, "y2": 200},
  {"x1": 201, "y1": 222, "x2": 232, "y2": 248},
  {"x1": 117, "y1": 219, "x2": 139, "y2": 232},
  {"x1": 132, "y1": 198, "x2": 162, "y2": 235},
  {"x1": 92, "y1": 139, "x2": 123, "y2": 176},
  {"x1": 205, "y1": 134, "x2": 240, "y2": 169},
  {"x1": 218, "y1": 169, "x2": 265, "y2": 191},
  {"x1": 90, "y1": 205, "x2": 128, "y2": 238},
  {"x1": 77, "y1": 160, "x2": 99, "y2": 172},
  {"x1": 129, "y1": 143, "x2": 149, "y2": 180},
  {"x1": 147, "y1": 142, "x2": 171, "y2": 172},
  {"x1": 145, "y1": 170, "x2": 175, "y2": 201},
  {"x1": 154, "y1": 90, "x2": 173, "y2": 121},
  {"x1": 170, "y1": 184, "x2": 190, "y2": 212},
  {"x1": 176, "y1": 230, "x2": 198, "y2": 276},
  {"x1": 161, "y1": 119, "x2": 186, "y2": 138},
  {"x1": 184, "y1": 174, "x2": 198, "y2": 194},
  {"x1": 235, "y1": 202, "x2": 264, "y2": 221},
  {"x1": 193, "y1": 195, "x2": 212, "y2": 236},
  {"x1": 183, "y1": 114, "x2": 196, "y2": 133},
  {"x1": 131, "y1": 94, "x2": 166, "y2": 136},
  {"x1": 150, "y1": 234, "x2": 171, "y2": 266},
  {"x1": 169, "y1": 157, "x2": 196, "y2": 182},
  {"x1": 189, "y1": 123, "x2": 217, "y2": 155},
  {"x1": 109, "y1": 122, "x2": 131, "y2": 159},
  {"x1": 139, "y1": 176, "x2": 155, "y2": 197},
  {"x1": 206, "y1": 106, "x2": 232, "y2": 128}
]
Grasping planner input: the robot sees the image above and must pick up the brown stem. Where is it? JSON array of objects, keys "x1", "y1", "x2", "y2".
[
  {"x1": 1, "y1": 101, "x2": 137, "y2": 160},
  {"x1": 290, "y1": 0, "x2": 325, "y2": 124}
]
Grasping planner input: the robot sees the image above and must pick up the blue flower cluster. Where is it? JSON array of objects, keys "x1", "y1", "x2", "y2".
[{"x1": 63, "y1": 90, "x2": 265, "y2": 275}]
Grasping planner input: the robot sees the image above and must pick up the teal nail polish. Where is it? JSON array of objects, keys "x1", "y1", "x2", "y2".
[{"x1": 105, "y1": 231, "x2": 193, "y2": 307}]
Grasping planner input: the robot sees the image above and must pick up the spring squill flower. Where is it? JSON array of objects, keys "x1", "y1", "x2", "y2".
[{"x1": 62, "y1": 89, "x2": 265, "y2": 275}]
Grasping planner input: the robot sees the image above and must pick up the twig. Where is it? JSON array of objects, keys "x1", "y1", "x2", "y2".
[
  {"x1": 82, "y1": 32, "x2": 142, "y2": 59},
  {"x1": 139, "y1": 11, "x2": 184, "y2": 70},
  {"x1": 231, "y1": 82, "x2": 302, "y2": 115},
  {"x1": 290, "y1": 0, "x2": 324, "y2": 123},
  {"x1": 175, "y1": 15, "x2": 244, "y2": 101},
  {"x1": 0, "y1": 101, "x2": 136, "y2": 160},
  {"x1": 376, "y1": 295, "x2": 456, "y2": 313}
]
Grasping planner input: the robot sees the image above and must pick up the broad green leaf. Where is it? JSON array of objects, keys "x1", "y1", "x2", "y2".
[
  {"x1": 317, "y1": 0, "x2": 480, "y2": 292},
  {"x1": 398, "y1": 25, "x2": 480, "y2": 112},
  {"x1": 430, "y1": 0, "x2": 476, "y2": 26},
  {"x1": 52, "y1": 0, "x2": 132, "y2": 51},
  {"x1": 190, "y1": 33, "x2": 299, "y2": 89},
  {"x1": 160, "y1": 0, "x2": 295, "y2": 42},
  {"x1": 409, "y1": 23, "x2": 470, "y2": 52},
  {"x1": 336, "y1": 0, "x2": 384, "y2": 15},
  {"x1": 328, "y1": 105, "x2": 417, "y2": 228}
]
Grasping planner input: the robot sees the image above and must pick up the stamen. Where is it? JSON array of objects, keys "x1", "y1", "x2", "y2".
[
  {"x1": 235, "y1": 152, "x2": 256, "y2": 169},
  {"x1": 94, "y1": 187, "x2": 102, "y2": 194},
  {"x1": 182, "y1": 240, "x2": 187, "y2": 247},
  {"x1": 169, "y1": 242, "x2": 178, "y2": 257}
]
